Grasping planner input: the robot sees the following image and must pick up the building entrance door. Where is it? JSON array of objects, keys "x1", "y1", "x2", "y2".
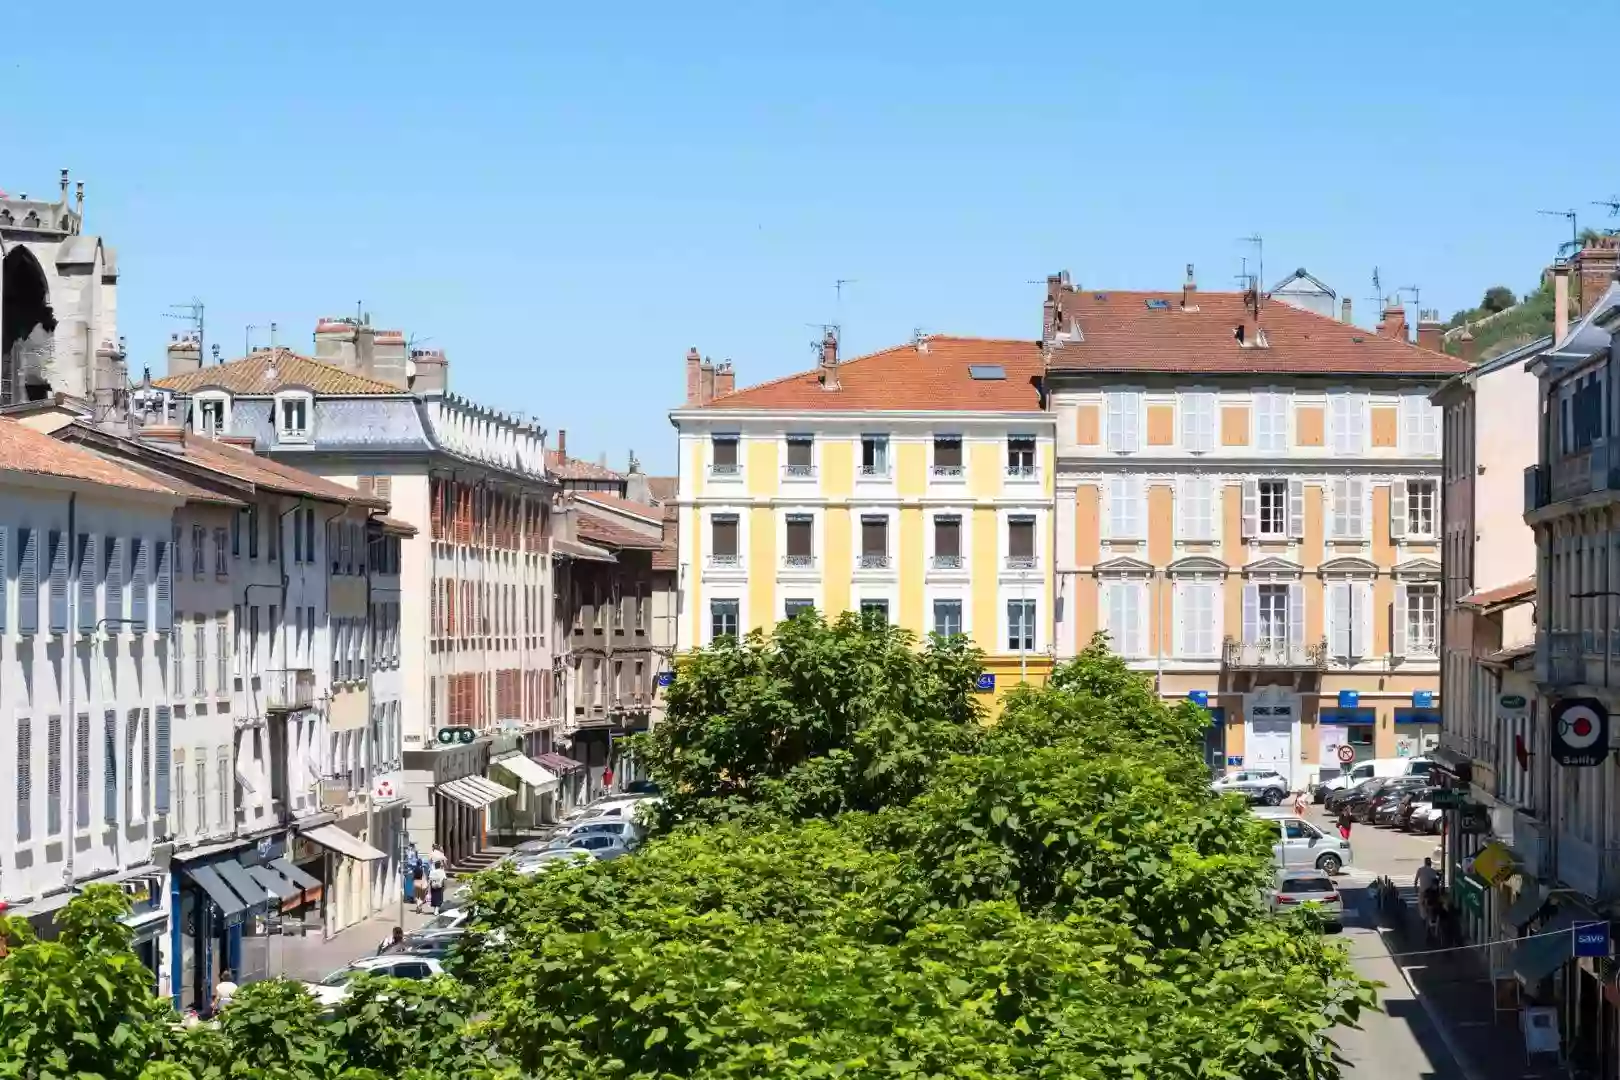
[{"x1": 1244, "y1": 686, "x2": 1299, "y2": 788}]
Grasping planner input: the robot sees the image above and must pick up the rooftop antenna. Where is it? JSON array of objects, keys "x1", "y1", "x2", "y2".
[
  {"x1": 1232, "y1": 256, "x2": 1252, "y2": 291},
  {"x1": 1364, "y1": 267, "x2": 1384, "y2": 319},
  {"x1": 244, "y1": 324, "x2": 261, "y2": 357},
  {"x1": 1539, "y1": 208, "x2": 1579, "y2": 256},
  {"x1": 1238, "y1": 234, "x2": 1264, "y2": 302},
  {"x1": 163, "y1": 297, "x2": 205, "y2": 361}
]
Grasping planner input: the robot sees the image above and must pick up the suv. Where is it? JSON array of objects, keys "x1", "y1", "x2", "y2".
[
  {"x1": 1212, "y1": 769, "x2": 1289, "y2": 806},
  {"x1": 1259, "y1": 814, "x2": 1351, "y2": 875}
]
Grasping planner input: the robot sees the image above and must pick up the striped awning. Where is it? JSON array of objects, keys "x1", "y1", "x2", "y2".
[
  {"x1": 435, "y1": 774, "x2": 516, "y2": 809},
  {"x1": 492, "y1": 753, "x2": 559, "y2": 793}
]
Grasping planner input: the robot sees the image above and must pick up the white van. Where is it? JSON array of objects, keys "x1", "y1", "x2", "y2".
[
  {"x1": 1254, "y1": 813, "x2": 1352, "y2": 875},
  {"x1": 1315, "y1": 757, "x2": 1432, "y2": 800}
]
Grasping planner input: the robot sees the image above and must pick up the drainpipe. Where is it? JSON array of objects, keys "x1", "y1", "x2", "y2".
[{"x1": 63, "y1": 492, "x2": 78, "y2": 889}]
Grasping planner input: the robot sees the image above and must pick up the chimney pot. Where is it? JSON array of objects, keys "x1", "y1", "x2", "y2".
[
  {"x1": 1554, "y1": 262, "x2": 1572, "y2": 343},
  {"x1": 1572, "y1": 235, "x2": 1617, "y2": 316},
  {"x1": 819, "y1": 328, "x2": 840, "y2": 391},
  {"x1": 1181, "y1": 263, "x2": 1198, "y2": 310},
  {"x1": 684, "y1": 347, "x2": 704, "y2": 407},
  {"x1": 1341, "y1": 297, "x2": 1352, "y2": 324},
  {"x1": 558, "y1": 429, "x2": 567, "y2": 457}
]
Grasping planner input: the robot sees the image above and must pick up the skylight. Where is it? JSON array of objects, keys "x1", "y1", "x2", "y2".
[
  {"x1": 968, "y1": 364, "x2": 1006, "y2": 380},
  {"x1": 1146, "y1": 299, "x2": 1171, "y2": 310}
]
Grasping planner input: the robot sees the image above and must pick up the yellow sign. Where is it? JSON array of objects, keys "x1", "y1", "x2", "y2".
[{"x1": 1474, "y1": 842, "x2": 1516, "y2": 886}]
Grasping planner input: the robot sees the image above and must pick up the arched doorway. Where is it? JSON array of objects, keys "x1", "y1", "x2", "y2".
[{"x1": 2, "y1": 246, "x2": 56, "y2": 404}]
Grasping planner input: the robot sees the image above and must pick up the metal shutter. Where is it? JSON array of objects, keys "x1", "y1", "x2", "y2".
[
  {"x1": 48, "y1": 530, "x2": 67, "y2": 633},
  {"x1": 78, "y1": 534, "x2": 97, "y2": 632},
  {"x1": 154, "y1": 706, "x2": 171, "y2": 814}
]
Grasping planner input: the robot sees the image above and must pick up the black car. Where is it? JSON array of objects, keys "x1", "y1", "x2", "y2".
[{"x1": 1324, "y1": 778, "x2": 1381, "y2": 813}]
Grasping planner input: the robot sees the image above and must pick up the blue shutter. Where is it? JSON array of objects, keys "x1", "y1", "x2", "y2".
[
  {"x1": 155, "y1": 540, "x2": 173, "y2": 632},
  {"x1": 102, "y1": 710, "x2": 117, "y2": 824},
  {"x1": 18, "y1": 528, "x2": 38, "y2": 635},
  {"x1": 105, "y1": 537, "x2": 125, "y2": 632},
  {"x1": 77, "y1": 534, "x2": 97, "y2": 632},
  {"x1": 47, "y1": 530, "x2": 68, "y2": 633},
  {"x1": 130, "y1": 538, "x2": 148, "y2": 633},
  {"x1": 153, "y1": 705, "x2": 171, "y2": 814}
]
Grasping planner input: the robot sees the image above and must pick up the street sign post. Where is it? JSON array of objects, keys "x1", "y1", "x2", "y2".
[{"x1": 1336, "y1": 744, "x2": 1355, "y2": 764}]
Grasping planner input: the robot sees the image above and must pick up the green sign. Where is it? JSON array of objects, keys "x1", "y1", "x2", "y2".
[
  {"x1": 1459, "y1": 806, "x2": 1488, "y2": 834},
  {"x1": 1430, "y1": 789, "x2": 1466, "y2": 809},
  {"x1": 1455, "y1": 872, "x2": 1488, "y2": 917}
]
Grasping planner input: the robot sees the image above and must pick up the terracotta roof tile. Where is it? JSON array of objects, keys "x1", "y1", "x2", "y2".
[
  {"x1": 374, "y1": 515, "x2": 418, "y2": 536},
  {"x1": 646, "y1": 476, "x2": 677, "y2": 503},
  {"x1": 651, "y1": 517, "x2": 678, "y2": 571},
  {"x1": 1049, "y1": 290, "x2": 1472, "y2": 377},
  {"x1": 577, "y1": 491, "x2": 662, "y2": 523},
  {"x1": 1459, "y1": 576, "x2": 1536, "y2": 610},
  {"x1": 575, "y1": 506, "x2": 663, "y2": 550},
  {"x1": 553, "y1": 537, "x2": 617, "y2": 563},
  {"x1": 154, "y1": 348, "x2": 405, "y2": 396},
  {"x1": 0, "y1": 419, "x2": 176, "y2": 496},
  {"x1": 151, "y1": 433, "x2": 386, "y2": 508},
  {"x1": 697, "y1": 337, "x2": 1046, "y2": 412},
  {"x1": 546, "y1": 450, "x2": 623, "y2": 481}
]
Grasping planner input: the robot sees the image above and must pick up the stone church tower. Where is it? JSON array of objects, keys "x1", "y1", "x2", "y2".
[{"x1": 0, "y1": 169, "x2": 124, "y2": 407}]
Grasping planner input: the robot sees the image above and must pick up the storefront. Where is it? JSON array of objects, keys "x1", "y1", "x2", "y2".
[
  {"x1": 1317, "y1": 707, "x2": 1376, "y2": 782},
  {"x1": 534, "y1": 750, "x2": 589, "y2": 818},
  {"x1": 295, "y1": 822, "x2": 389, "y2": 935},
  {"x1": 1393, "y1": 705, "x2": 1442, "y2": 759},
  {"x1": 490, "y1": 750, "x2": 562, "y2": 835},
  {"x1": 431, "y1": 775, "x2": 515, "y2": 866},
  {"x1": 119, "y1": 872, "x2": 169, "y2": 994}
]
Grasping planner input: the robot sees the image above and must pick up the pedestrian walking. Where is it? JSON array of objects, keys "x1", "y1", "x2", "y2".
[
  {"x1": 412, "y1": 858, "x2": 429, "y2": 914},
  {"x1": 378, "y1": 926, "x2": 406, "y2": 955},
  {"x1": 428, "y1": 862, "x2": 447, "y2": 914},
  {"x1": 601, "y1": 765, "x2": 615, "y2": 792},
  {"x1": 1336, "y1": 806, "x2": 1353, "y2": 842},
  {"x1": 1292, "y1": 790, "x2": 1307, "y2": 817}
]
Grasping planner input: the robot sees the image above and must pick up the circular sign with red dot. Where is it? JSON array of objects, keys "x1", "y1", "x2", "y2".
[{"x1": 1553, "y1": 698, "x2": 1611, "y2": 767}]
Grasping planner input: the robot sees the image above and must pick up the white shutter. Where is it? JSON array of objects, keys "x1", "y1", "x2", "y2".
[
  {"x1": 1401, "y1": 398, "x2": 1420, "y2": 454},
  {"x1": 1124, "y1": 395, "x2": 1140, "y2": 452},
  {"x1": 1173, "y1": 585, "x2": 1186, "y2": 657},
  {"x1": 1358, "y1": 582, "x2": 1375, "y2": 660},
  {"x1": 1328, "y1": 583, "x2": 1349, "y2": 657},
  {"x1": 1107, "y1": 394, "x2": 1126, "y2": 452},
  {"x1": 1391, "y1": 480, "x2": 1408, "y2": 539},
  {"x1": 1241, "y1": 480, "x2": 1259, "y2": 538},
  {"x1": 1392, "y1": 583, "x2": 1408, "y2": 657},
  {"x1": 1102, "y1": 479, "x2": 1116, "y2": 540},
  {"x1": 1287, "y1": 479, "x2": 1305, "y2": 539},
  {"x1": 1351, "y1": 478, "x2": 1368, "y2": 539},
  {"x1": 1130, "y1": 583, "x2": 1147, "y2": 658},
  {"x1": 1289, "y1": 583, "x2": 1305, "y2": 647},
  {"x1": 1175, "y1": 480, "x2": 1191, "y2": 540},
  {"x1": 1242, "y1": 583, "x2": 1259, "y2": 644},
  {"x1": 1328, "y1": 479, "x2": 1345, "y2": 539}
]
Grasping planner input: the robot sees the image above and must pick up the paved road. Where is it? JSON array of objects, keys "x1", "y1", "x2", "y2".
[{"x1": 1306, "y1": 813, "x2": 1473, "y2": 1079}]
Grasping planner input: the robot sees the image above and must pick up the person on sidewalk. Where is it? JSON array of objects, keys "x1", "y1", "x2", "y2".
[
  {"x1": 428, "y1": 862, "x2": 448, "y2": 914},
  {"x1": 1292, "y1": 790, "x2": 1308, "y2": 817},
  {"x1": 378, "y1": 926, "x2": 406, "y2": 955},
  {"x1": 412, "y1": 858, "x2": 429, "y2": 914},
  {"x1": 1336, "y1": 806, "x2": 1353, "y2": 842},
  {"x1": 1415, "y1": 858, "x2": 1441, "y2": 926}
]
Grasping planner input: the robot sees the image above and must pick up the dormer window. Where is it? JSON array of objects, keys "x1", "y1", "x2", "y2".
[
  {"x1": 193, "y1": 392, "x2": 230, "y2": 436},
  {"x1": 276, "y1": 392, "x2": 312, "y2": 443}
]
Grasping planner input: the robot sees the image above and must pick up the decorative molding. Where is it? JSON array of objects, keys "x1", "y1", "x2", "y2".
[
  {"x1": 1165, "y1": 554, "x2": 1229, "y2": 577},
  {"x1": 1093, "y1": 555, "x2": 1155, "y2": 577}
]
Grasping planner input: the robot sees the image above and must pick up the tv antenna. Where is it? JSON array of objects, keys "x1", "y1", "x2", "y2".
[
  {"x1": 244, "y1": 324, "x2": 262, "y2": 356},
  {"x1": 1365, "y1": 267, "x2": 1385, "y2": 315},
  {"x1": 1538, "y1": 207, "x2": 1579, "y2": 252},
  {"x1": 1595, "y1": 197, "x2": 1620, "y2": 219},
  {"x1": 1238, "y1": 234, "x2": 1264, "y2": 299},
  {"x1": 1233, "y1": 257, "x2": 1254, "y2": 292},
  {"x1": 163, "y1": 298, "x2": 205, "y2": 359}
]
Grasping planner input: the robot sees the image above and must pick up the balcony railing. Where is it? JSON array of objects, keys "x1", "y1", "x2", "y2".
[
  {"x1": 1006, "y1": 555, "x2": 1037, "y2": 570},
  {"x1": 859, "y1": 464, "x2": 890, "y2": 478},
  {"x1": 710, "y1": 462, "x2": 739, "y2": 476},
  {"x1": 858, "y1": 553, "x2": 891, "y2": 570},
  {"x1": 1221, "y1": 636, "x2": 1328, "y2": 670},
  {"x1": 782, "y1": 553, "x2": 815, "y2": 569},
  {"x1": 932, "y1": 465, "x2": 964, "y2": 478},
  {"x1": 1543, "y1": 630, "x2": 1586, "y2": 687},
  {"x1": 1006, "y1": 464, "x2": 1037, "y2": 479},
  {"x1": 264, "y1": 668, "x2": 316, "y2": 713},
  {"x1": 707, "y1": 553, "x2": 742, "y2": 569},
  {"x1": 931, "y1": 554, "x2": 963, "y2": 570},
  {"x1": 783, "y1": 463, "x2": 816, "y2": 478}
]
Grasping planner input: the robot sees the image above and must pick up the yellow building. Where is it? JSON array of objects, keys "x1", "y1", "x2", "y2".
[
  {"x1": 670, "y1": 331, "x2": 1055, "y2": 707},
  {"x1": 1044, "y1": 270, "x2": 1470, "y2": 784}
]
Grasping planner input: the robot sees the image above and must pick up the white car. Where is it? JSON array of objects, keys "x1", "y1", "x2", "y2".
[
  {"x1": 565, "y1": 819, "x2": 645, "y2": 849},
  {"x1": 1269, "y1": 870, "x2": 1344, "y2": 929},
  {"x1": 1212, "y1": 769, "x2": 1289, "y2": 806},
  {"x1": 512, "y1": 848, "x2": 598, "y2": 874},
  {"x1": 303, "y1": 955, "x2": 444, "y2": 1007}
]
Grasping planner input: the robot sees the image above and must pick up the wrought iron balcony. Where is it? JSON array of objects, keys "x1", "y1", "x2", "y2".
[
  {"x1": 1221, "y1": 636, "x2": 1328, "y2": 670},
  {"x1": 931, "y1": 465, "x2": 964, "y2": 478},
  {"x1": 858, "y1": 553, "x2": 891, "y2": 570},
  {"x1": 859, "y1": 464, "x2": 890, "y2": 478},
  {"x1": 709, "y1": 462, "x2": 739, "y2": 476},
  {"x1": 263, "y1": 668, "x2": 316, "y2": 713},
  {"x1": 1005, "y1": 555, "x2": 1037, "y2": 570},
  {"x1": 1005, "y1": 464, "x2": 1037, "y2": 479},
  {"x1": 783, "y1": 463, "x2": 816, "y2": 478},
  {"x1": 707, "y1": 553, "x2": 742, "y2": 569},
  {"x1": 931, "y1": 554, "x2": 963, "y2": 570},
  {"x1": 781, "y1": 554, "x2": 815, "y2": 569}
]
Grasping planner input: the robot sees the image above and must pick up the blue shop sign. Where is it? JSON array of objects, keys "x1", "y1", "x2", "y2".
[
  {"x1": 655, "y1": 671, "x2": 675, "y2": 688},
  {"x1": 1319, "y1": 707, "x2": 1376, "y2": 726},
  {"x1": 1188, "y1": 690, "x2": 1209, "y2": 707},
  {"x1": 1575, "y1": 921, "x2": 1611, "y2": 958},
  {"x1": 1338, "y1": 690, "x2": 1360, "y2": 708},
  {"x1": 1394, "y1": 708, "x2": 1443, "y2": 726},
  {"x1": 1226, "y1": 755, "x2": 1244, "y2": 767},
  {"x1": 975, "y1": 673, "x2": 997, "y2": 692},
  {"x1": 1413, "y1": 690, "x2": 1435, "y2": 708}
]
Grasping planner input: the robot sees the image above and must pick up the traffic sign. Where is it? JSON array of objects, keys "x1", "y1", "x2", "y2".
[
  {"x1": 656, "y1": 671, "x2": 675, "y2": 688},
  {"x1": 1226, "y1": 755, "x2": 1244, "y2": 767},
  {"x1": 1575, "y1": 921, "x2": 1611, "y2": 958},
  {"x1": 1336, "y1": 744, "x2": 1356, "y2": 764},
  {"x1": 1413, "y1": 690, "x2": 1435, "y2": 708}
]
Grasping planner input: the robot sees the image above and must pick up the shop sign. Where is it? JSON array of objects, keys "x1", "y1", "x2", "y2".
[
  {"x1": 1226, "y1": 755, "x2": 1243, "y2": 767},
  {"x1": 1429, "y1": 788, "x2": 1466, "y2": 809},
  {"x1": 1574, "y1": 921, "x2": 1611, "y2": 958},
  {"x1": 1413, "y1": 689, "x2": 1435, "y2": 708},
  {"x1": 1338, "y1": 690, "x2": 1360, "y2": 708},
  {"x1": 1459, "y1": 805, "x2": 1488, "y2": 834},
  {"x1": 1551, "y1": 698, "x2": 1610, "y2": 767},
  {"x1": 1187, "y1": 690, "x2": 1209, "y2": 707},
  {"x1": 656, "y1": 671, "x2": 676, "y2": 688},
  {"x1": 1456, "y1": 872, "x2": 1487, "y2": 917},
  {"x1": 1474, "y1": 841, "x2": 1517, "y2": 886}
]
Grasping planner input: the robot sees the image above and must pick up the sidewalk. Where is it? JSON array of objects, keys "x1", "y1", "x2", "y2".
[
  {"x1": 268, "y1": 900, "x2": 438, "y2": 983},
  {"x1": 1373, "y1": 884, "x2": 1563, "y2": 1080}
]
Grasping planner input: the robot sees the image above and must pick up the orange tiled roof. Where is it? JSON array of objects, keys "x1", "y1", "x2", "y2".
[
  {"x1": 153, "y1": 348, "x2": 405, "y2": 396},
  {"x1": 646, "y1": 476, "x2": 676, "y2": 504},
  {"x1": 697, "y1": 337, "x2": 1046, "y2": 412},
  {"x1": 1459, "y1": 577, "x2": 1536, "y2": 610},
  {"x1": 575, "y1": 506, "x2": 663, "y2": 551},
  {"x1": 1049, "y1": 290, "x2": 1472, "y2": 377},
  {"x1": 546, "y1": 449, "x2": 623, "y2": 481},
  {"x1": 0, "y1": 419, "x2": 177, "y2": 496},
  {"x1": 374, "y1": 514, "x2": 418, "y2": 536},
  {"x1": 651, "y1": 517, "x2": 677, "y2": 571},
  {"x1": 158, "y1": 433, "x2": 387, "y2": 508},
  {"x1": 577, "y1": 491, "x2": 662, "y2": 523}
]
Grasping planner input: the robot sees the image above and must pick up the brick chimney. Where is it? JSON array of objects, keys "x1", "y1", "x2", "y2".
[
  {"x1": 166, "y1": 332, "x2": 202, "y2": 377},
  {"x1": 714, "y1": 362, "x2": 735, "y2": 398},
  {"x1": 699, "y1": 357, "x2": 715, "y2": 403},
  {"x1": 1377, "y1": 298, "x2": 1408, "y2": 341},
  {"x1": 684, "y1": 347, "x2": 703, "y2": 406},
  {"x1": 1575, "y1": 234, "x2": 1620, "y2": 315},
  {"x1": 409, "y1": 348, "x2": 448, "y2": 395},
  {"x1": 1457, "y1": 324, "x2": 1476, "y2": 364},
  {"x1": 1340, "y1": 297, "x2": 1352, "y2": 324},
  {"x1": 1553, "y1": 263, "x2": 1572, "y2": 343},
  {"x1": 1180, "y1": 263, "x2": 1197, "y2": 310},
  {"x1": 1415, "y1": 309, "x2": 1445, "y2": 353},
  {"x1": 371, "y1": 330, "x2": 408, "y2": 388},
  {"x1": 314, "y1": 317, "x2": 359, "y2": 369},
  {"x1": 557, "y1": 429, "x2": 567, "y2": 459},
  {"x1": 817, "y1": 328, "x2": 840, "y2": 391}
]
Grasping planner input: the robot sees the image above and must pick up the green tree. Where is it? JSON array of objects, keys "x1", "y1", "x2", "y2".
[{"x1": 1482, "y1": 285, "x2": 1516, "y2": 313}]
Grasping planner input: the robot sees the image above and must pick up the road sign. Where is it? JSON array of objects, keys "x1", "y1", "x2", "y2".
[
  {"x1": 1336, "y1": 744, "x2": 1356, "y2": 764},
  {"x1": 975, "y1": 673, "x2": 996, "y2": 692},
  {"x1": 655, "y1": 671, "x2": 675, "y2": 688},
  {"x1": 1552, "y1": 698, "x2": 1610, "y2": 767},
  {"x1": 1575, "y1": 921, "x2": 1611, "y2": 958}
]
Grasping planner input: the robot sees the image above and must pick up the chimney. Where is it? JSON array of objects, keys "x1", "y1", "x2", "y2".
[
  {"x1": 1416, "y1": 309, "x2": 1445, "y2": 353},
  {"x1": 1181, "y1": 263, "x2": 1197, "y2": 309},
  {"x1": 93, "y1": 339, "x2": 121, "y2": 414},
  {"x1": 699, "y1": 358, "x2": 716, "y2": 405},
  {"x1": 684, "y1": 347, "x2": 703, "y2": 407},
  {"x1": 1377, "y1": 298, "x2": 1408, "y2": 341},
  {"x1": 624, "y1": 451, "x2": 652, "y2": 504},
  {"x1": 714, "y1": 361, "x2": 735, "y2": 398},
  {"x1": 409, "y1": 348, "x2": 448, "y2": 395},
  {"x1": 355, "y1": 322, "x2": 377, "y2": 378},
  {"x1": 371, "y1": 329, "x2": 408, "y2": 388},
  {"x1": 166, "y1": 332, "x2": 202, "y2": 377},
  {"x1": 557, "y1": 429, "x2": 567, "y2": 459},
  {"x1": 818, "y1": 328, "x2": 840, "y2": 390},
  {"x1": 314, "y1": 318, "x2": 359, "y2": 369},
  {"x1": 1458, "y1": 324, "x2": 1477, "y2": 364},
  {"x1": 1574, "y1": 234, "x2": 1620, "y2": 316},
  {"x1": 1553, "y1": 263, "x2": 1572, "y2": 343},
  {"x1": 1341, "y1": 297, "x2": 1353, "y2": 324}
]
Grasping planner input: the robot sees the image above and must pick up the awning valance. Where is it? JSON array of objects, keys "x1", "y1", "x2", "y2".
[
  {"x1": 435, "y1": 774, "x2": 516, "y2": 809},
  {"x1": 493, "y1": 753, "x2": 559, "y2": 793},
  {"x1": 298, "y1": 823, "x2": 389, "y2": 862}
]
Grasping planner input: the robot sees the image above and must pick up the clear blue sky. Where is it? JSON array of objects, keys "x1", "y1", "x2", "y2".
[{"x1": 9, "y1": 0, "x2": 1615, "y2": 473}]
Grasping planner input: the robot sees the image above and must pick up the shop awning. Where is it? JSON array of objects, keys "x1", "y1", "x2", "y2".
[
  {"x1": 247, "y1": 864, "x2": 301, "y2": 901},
  {"x1": 269, "y1": 858, "x2": 321, "y2": 891},
  {"x1": 435, "y1": 775, "x2": 516, "y2": 809},
  {"x1": 535, "y1": 752, "x2": 586, "y2": 774},
  {"x1": 121, "y1": 907, "x2": 168, "y2": 942},
  {"x1": 1512, "y1": 911, "x2": 1579, "y2": 983},
  {"x1": 186, "y1": 865, "x2": 248, "y2": 921},
  {"x1": 298, "y1": 823, "x2": 389, "y2": 862},
  {"x1": 493, "y1": 753, "x2": 559, "y2": 793},
  {"x1": 214, "y1": 859, "x2": 274, "y2": 910}
]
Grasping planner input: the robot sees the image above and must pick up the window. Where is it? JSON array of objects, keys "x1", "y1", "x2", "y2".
[
  {"x1": 1393, "y1": 479, "x2": 1437, "y2": 539},
  {"x1": 195, "y1": 752, "x2": 208, "y2": 836},
  {"x1": 1105, "y1": 391, "x2": 1141, "y2": 453},
  {"x1": 1397, "y1": 583, "x2": 1440, "y2": 657},
  {"x1": 1329, "y1": 392, "x2": 1367, "y2": 456},
  {"x1": 933, "y1": 436, "x2": 963, "y2": 476},
  {"x1": 46, "y1": 714, "x2": 62, "y2": 837},
  {"x1": 153, "y1": 706, "x2": 171, "y2": 816},
  {"x1": 213, "y1": 527, "x2": 228, "y2": 576},
  {"x1": 1007, "y1": 599, "x2": 1036, "y2": 651},
  {"x1": 16, "y1": 527, "x2": 37, "y2": 635},
  {"x1": 216, "y1": 614, "x2": 229, "y2": 689},
  {"x1": 194, "y1": 620, "x2": 207, "y2": 694},
  {"x1": 1258, "y1": 480, "x2": 1287, "y2": 538},
  {"x1": 76, "y1": 534, "x2": 96, "y2": 632},
  {"x1": 860, "y1": 435, "x2": 890, "y2": 477},
  {"x1": 1243, "y1": 478, "x2": 1301, "y2": 540},
  {"x1": 1176, "y1": 477, "x2": 1215, "y2": 541},
  {"x1": 198, "y1": 398, "x2": 225, "y2": 434},
  {"x1": 16, "y1": 718, "x2": 30, "y2": 841},
  {"x1": 784, "y1": 514, "x2": 814, "y2": 568},
  {"x1": 1329, "y1": 478, "x2": 1368, "y2": 540},
  {"x1": 217, "y1": 748, "x2": 230, "y2": 829},
  {"x1": 709, "y1": 599, "x2": 739, "y2": 642},
  {"x1": 859, "y1": 515, "x2": 889, "y2": 569},
  {"x1": 859, "y1": 598, "x2": 890, "y2": 624},
  {"x1": 932, "y1": 515, "x2": 962, "y2": 569},
  {"x1": 1007, "y1": 516, "x2": 1036, "y2": 569},
  {"x1": 1254, "y1": 391, "x2": 1289, "y2": 453},
  {"x1": 1180, "y1": 392, "x2": 1216, "y2": 453},
  {"x1": 932, "y1": 600, "x2": 963, "y2": 638},
  {"x1": 247, "y1": 506, "x2": 260, "y2": 559},
  {"x1": 192, "y1": 524, "x2": 206, "y2": 576},
  {"x1": 1103, "y1": 581, "x2": 1146, "y2": 657},
  {"x1": 709, "y1": 514, "x2": 740, "y2": 567},
  {"x1": 1400, "y1": 395, "x2": 1440, "y2": 456},
  {"x1": 102, "y1": 711, "x2": 116, "y2": 825},
  {"x1": 1176, "y1": 583, "x2": 1219, "y2": 658},
  {"x1": 46, "y1": 530, "x2": 67, "y2": 633},
  {"x1": 711, "y1": 435, "x2": 739, "y2": 475},
  {"x1": 1007, "y1": 436, "x2": 1036, "y2": 477},
  {"x1": 1327, "y1": 581, "x2": 1373, "y2": 659},
  {"x1": 785, "y1": 436, "x2": 814, "y2": 477},
  {"x1": 1251, "y1": 583, "x2": 1294, "y2": 648},
  {"x1": 278, "y1": 395, "x2": 309, "y2": 439},
  {"x1": 172, "y1": 619, "x2": 184, "y2": 695},
  {"x1": 784, "y1": 599, "x2": 815, "y2": 620},
  {"x1": 1106, "y1": 476, "x2": 1143, "y2": 539},
  {"x1": 249, "y1": 606, "x2": 261, "y2": 674}
]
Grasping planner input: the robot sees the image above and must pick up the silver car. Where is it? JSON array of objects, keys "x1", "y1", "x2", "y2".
[
  {"x1": 1212, "y1": 769, "x2": 1289, "y2": 806},
  {"x1": 1269, "y1": 870, "x2": 1343, "y2": 929}
]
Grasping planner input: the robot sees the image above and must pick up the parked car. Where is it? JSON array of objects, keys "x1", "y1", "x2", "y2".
[
  {"x1": 1268, "y1": 870, "x2": 1343, "y2": 930},
  {"x1": 1355, "y1": 776, "x2": 1428, "y2": 823},
  {"x1": 1315, "y1": 757, "x2": 1433, "y2": 802},
  {"x1": 1212, "y1": 769, "x2": 1289, "y2": 806},
  {"x1": 303, "y1": 955, "x2": 445, "y2": 1007},
  {"x1": 542, "y1": 832, "x2": 633, "y2": 860},
  {"x1": 560, "y1": 794, "x2": 656, "y2": 824},
  {"x1": 623, "y1": 779, "x2": 661, "y2": 796},
  {"x1": 1324, "y1": 777, "x2": 1382, "y2": 813},
  {"x1": 564, "y1": 820, "x2": 645, "y2": 849},
  {"x1": 1257, "y1": 813, "x2": 1352, "y2": 875},
  {"x1": 512, "y1": 849, "x2": 598, "y2": 875},
  {"x1": 1395, "y1": 787, "x2": 1439, "y2": 830},
  {"x1": 1410, "y1": 802, "x2": 1443, "y2": 834}
]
